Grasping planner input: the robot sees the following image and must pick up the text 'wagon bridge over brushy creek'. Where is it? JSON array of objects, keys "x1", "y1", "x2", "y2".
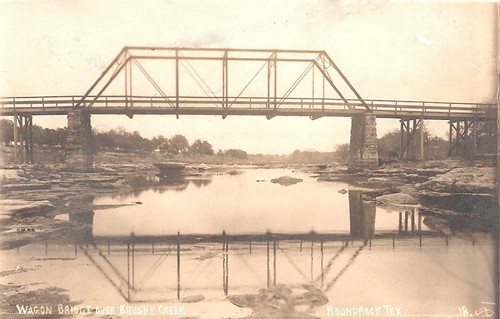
[{"x1": 0, "y1": 47, "x2": 497, "y2": 171}]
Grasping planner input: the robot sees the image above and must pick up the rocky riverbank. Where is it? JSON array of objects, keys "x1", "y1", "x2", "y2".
[{"x1": 312, "y1": 159, "x2": 497, "y2": 234}]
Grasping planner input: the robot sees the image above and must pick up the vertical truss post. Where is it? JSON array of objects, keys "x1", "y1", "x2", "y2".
[
  {"x1": 267, "y1": 54, "x2": 271, "y2": 109},
  {"x1": 127, "y1": 59, "x2": 133, "y2": 108},
  {"x1": 266, "y1": 51, "x2": 277, "y2": 115},
  {"x1": 125, "y1": 55, "x2": 129, "y2": 108},
  {"x1": 124, "y1": 54, "x2": 134, "y2": 117},
  {"x1": 311, "y1": 66, "x2": 315, "y2": 108},
  {"x1": 222, "y1": 50, "x2": 228, "y2": 119},
  {"x1": 175, "y1": 49, "x2": 180, "y2": 119},
  {"x1": 321, "y1": 64, "x2": 325, "y2": 110},
  {"x1": 273, "y1": 51, "x2": 277, "y2": 109}
]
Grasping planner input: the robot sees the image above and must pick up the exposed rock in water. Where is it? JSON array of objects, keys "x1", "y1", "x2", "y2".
[
  {"x1": 376, "y1": 192, "x2": 419, "y2": 211},
  {"x1": 0, "y1": 199, "x2": 55, "y2": 220},
  {"x1": 338, "y1": 189, "x2": 347, "y2": 195},
  {"x1": 271, "y1": 176, "x2": 303, "y2": 186},
  {"x1": 153, "y1": 162, "x2": 186, "y2": 170},
  {"x1": 154, "y1": 162, "x2": 185, "y2": 177},
  {"x1": 195, "y1": 251, "x2": 219, "y2": 261},
  {"x1": 421, "y1": 210, "x2": 495, "y2": 234},
  {"x1": 422, "y1": 214, "x2": 454, "y2": 236},
  {"x1": 1, "y1": 183, "x2": 51, "y2": 192},
  {"x1": 364, "y1": 187, "x2": 401, "y2": 198},
  {"x1": 181, "y1": 294, "x2": 205, "y2": 303},
  {"x1": 419, "y1": 192, "x2": 497, "y2": 215},
  {"x1": 227, "y1": 284, "x2": 328, "y2": 318},
  {"x1": 422, "y1": 167, "x2": 495, "y2": 193}
]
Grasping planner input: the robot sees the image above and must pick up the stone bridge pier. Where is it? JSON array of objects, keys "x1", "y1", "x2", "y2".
[
  {"x1": 63, "y1": 111, "x2": 380, "y2": 172},
  {"x1": 66, "y1": 110, "x2": 93, "y2": 172},
  {"x1": 348, "y1": 114, "x2": 379, "y2": 172}
]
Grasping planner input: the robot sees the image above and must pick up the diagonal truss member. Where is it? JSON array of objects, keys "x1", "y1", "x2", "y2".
[{"x1": 76, "y1": 47, "x2": 372, "y2": 119}]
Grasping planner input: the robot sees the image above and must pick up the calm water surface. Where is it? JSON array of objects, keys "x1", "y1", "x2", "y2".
[{"x1": 92, "y1": 168, "x2": 427, "y2": 236}]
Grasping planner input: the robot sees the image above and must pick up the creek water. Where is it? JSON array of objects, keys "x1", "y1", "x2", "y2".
[
  {"x1": 5, "y1": 168, "x2": 496, "y2": 318},
  {"x1": 91, "y1": 168, "x2": 427, "y2": 236}
]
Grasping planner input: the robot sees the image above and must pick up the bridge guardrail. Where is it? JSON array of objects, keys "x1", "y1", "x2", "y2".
[{"x1": 0, "y1": 95, "x2": 496, "y2": 119}]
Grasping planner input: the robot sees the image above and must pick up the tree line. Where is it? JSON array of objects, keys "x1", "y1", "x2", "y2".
[
  {"x1": 1, "y1": 118, "x2": 496, "y2": 162},
  {"x1": 0, "y1": 119, "x2": 246, "y2": 158}
]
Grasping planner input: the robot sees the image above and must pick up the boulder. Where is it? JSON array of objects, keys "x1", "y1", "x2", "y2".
[{"x1": 271, "y1": 176, "x2": 303, "y2": 186}]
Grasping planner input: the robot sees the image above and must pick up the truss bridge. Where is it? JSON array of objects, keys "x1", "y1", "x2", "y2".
[{"x1": 0, "y1": 47, "x2": 496, "y2": 170}]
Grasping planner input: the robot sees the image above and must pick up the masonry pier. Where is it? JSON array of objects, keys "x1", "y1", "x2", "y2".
[
  {"x1": 348, "y1": 114, "x2": 379, "y2": 171},
  {"x1": 66, "y1": 110, "x2": 93, "y2": 172}
]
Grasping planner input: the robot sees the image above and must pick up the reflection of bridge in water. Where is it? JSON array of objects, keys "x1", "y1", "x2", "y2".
[
  {"x1": 72, "y1": 230, "x2": 460, "y2": 303},
  {"x1": 60, "y1": 188, "x2": 461, "y2": 303},
  {"x1": 1, "y1": 47, "x2": 496, "y2": 171}
]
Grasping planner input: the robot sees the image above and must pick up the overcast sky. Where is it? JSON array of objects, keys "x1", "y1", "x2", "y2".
[{"x1": 0, "y1": 0, "x2": 497, "y2": 154}]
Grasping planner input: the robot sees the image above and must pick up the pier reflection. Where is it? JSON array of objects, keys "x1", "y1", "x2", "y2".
[{"x1": 348, "y1": 191, "x2": 375, "y2": 240}]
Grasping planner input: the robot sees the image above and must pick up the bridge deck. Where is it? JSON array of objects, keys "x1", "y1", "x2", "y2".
[{"x1": 0, "y1": 95, "x2": 496, "y2": 120}]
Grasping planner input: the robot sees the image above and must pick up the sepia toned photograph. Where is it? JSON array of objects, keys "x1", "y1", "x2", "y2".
[{"x1": 0, "y1": 1, "x2": 498, "y2": 318}]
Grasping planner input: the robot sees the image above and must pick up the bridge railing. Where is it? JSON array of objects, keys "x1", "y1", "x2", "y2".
[{"x1": 0, "y1": 95, "x2": 496, "y2": 119}]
